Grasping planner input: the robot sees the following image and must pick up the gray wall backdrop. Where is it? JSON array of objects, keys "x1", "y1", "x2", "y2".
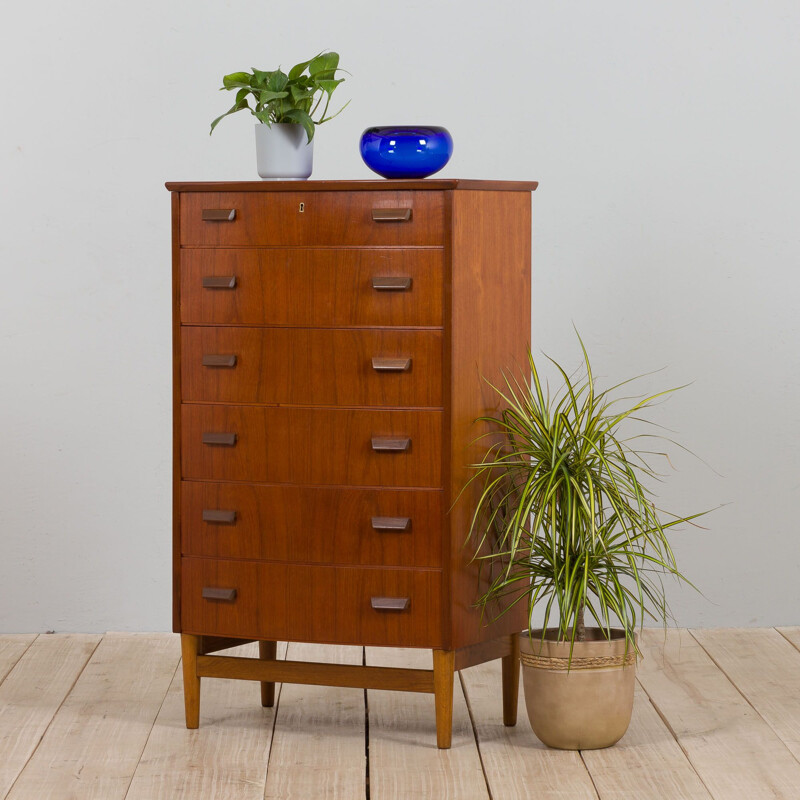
[{"x1": 1, "y1": 1, "x2": 798, "y2": 631}]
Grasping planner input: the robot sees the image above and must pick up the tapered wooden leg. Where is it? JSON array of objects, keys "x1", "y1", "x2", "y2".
[
  {"x1": 501, "y1": 633, "x2": 520, "y2": 726},
  {"x1": 433, "y1": 649, "x2": 455, "y2": 749},
  {"x1": 259, "y1": 640, "x2": 277, "y2": 707},
  {"x1": 181, "y1": 633, "x2": 201, "y2": 729}
]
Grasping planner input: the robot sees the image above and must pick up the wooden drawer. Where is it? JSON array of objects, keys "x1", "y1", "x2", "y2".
[
  {"x1": 181, "y1": 482, "x2": 443, "y2": 568},
  {"x1": 180, "y1": 191, "x2": 444, "y2": 247},
  {"x1": 181, "y1": 557, "x2": 442, "y2": 647},
  {"x1": 181, "y1": 327, "x2": 443, "y2": 408},
  {"x1": 180, "y1": 248, "x2": 443, "y2": 327},
  {"x1": 181, "y1": 404, "x2": 442, "y2": 487}
]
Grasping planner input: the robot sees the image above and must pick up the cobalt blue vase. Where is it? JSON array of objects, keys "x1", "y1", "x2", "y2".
[{"x1": 359, "y1": 126, "x2": 453, "y2": 179}]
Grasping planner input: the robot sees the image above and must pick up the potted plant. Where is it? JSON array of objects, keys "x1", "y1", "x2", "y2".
[
  {"x1": 466, "y1": 336, "x2": 705, "y2": 750},
  {"x1": 210, "y1": 52, "x2": 349, "y2": 180}
]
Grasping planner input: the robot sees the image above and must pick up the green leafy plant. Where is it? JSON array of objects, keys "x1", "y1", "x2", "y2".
[
  {"x1": 210, "y1": 52, "x2": 349, "y2": 142},
  {"x1": 466, "y1": 336, "x2": 707, "y2": 650}
]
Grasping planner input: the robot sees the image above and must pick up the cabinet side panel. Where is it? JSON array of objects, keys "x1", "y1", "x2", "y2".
[
  {"x1": 172, "y1": 191, "x2": 182, "y2": 632},
  {"x1": 449, "y1": 190, "x2": 532, "y2": 650}
]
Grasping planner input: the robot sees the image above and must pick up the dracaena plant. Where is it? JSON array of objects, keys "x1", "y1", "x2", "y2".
[
  {"x1": 210, "y1": 52, "x2": 349, "y2": 142},
  {"x1": 466, "y1": 336, "x2": 706, "y2": 650}
]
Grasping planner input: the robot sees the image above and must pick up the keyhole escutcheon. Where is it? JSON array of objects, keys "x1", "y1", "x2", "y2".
[{"x1": 299, "y1": 202, "x2": 305, "y2": 213}]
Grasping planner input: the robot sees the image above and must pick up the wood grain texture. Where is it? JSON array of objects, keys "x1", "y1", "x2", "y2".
[
  {"x1": 0, "y1": 634, "x2": 100, "y2": 798},
  {"x1": 264, "y1": 643, "x2": 366, "y2": 800},
  {"x1": 692, "y1": 628, "x2": 800, "y2": 762},
  {"x1": 182, "y1": 481, "x2": 443, "y2": 567},
  {"x1": 180, "y1": 248, "x2": 444, "y2": 328},
  {"x1": 460, "y1": 658, "x2": 598, "y2": 800},
  {"x1": 447, "y1": 189, "x2": 532, "y2": 650},
  {"x1": 126, "y1": 641, "x2": 287, "y2": 800},
  {"x1": 366, "y1": 647, "x2": 489, "y2": 799},
  {"x1": 182, "y1": 557, "x2": 442, "y2": 647},
  {"x1": 180, "y1": 633, "x2": 200, "y2": 728},
  {"x1": 638, "y1": 628, "x2": 800, "y2": 799},
  {"x1": 0, "y1": 634, "x2": 36, "y2": 685},
  {"x1": 181, "y1": 326, "x2": 443, "y2": 407},
  {"x1": 581, "y1": 684, "x2": 712, "y2": 799},
  {"x1": 172, "y1": 191, "x2": 183, "y2": 632},
  {"x1": 181, "y1": 404, "x2": 442, "y2": 487},
  {"x1": 180, "y1": 191, "x2": 444, "y2": 247},
  {"x1": 5, "y1": 634, "x2": 177, "y2": 800},
  {"x1": 167, "y1": 179, "x2": 539, "y2": 193}
]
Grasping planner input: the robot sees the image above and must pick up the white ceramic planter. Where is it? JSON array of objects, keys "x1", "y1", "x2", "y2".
[{"x1": 254, "y1": 123, "x2": 314, "y2": 180}]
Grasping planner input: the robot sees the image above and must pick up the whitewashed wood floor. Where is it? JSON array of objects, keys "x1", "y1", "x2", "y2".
[{"x1": 1, "y1": 629, "x2": 799, "y2": 799}]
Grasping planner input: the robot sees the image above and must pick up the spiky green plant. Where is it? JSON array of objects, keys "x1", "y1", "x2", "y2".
[{"x1": 466, "y1": 337, "x2": 705, "y2": 650}]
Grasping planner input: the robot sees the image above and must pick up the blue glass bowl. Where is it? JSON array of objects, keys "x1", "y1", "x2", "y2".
[{"x1": 360, "y1": 126, "x2": 453, "y2": 179}]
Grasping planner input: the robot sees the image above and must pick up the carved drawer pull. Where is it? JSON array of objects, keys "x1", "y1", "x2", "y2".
[
  {"x1": 370, "y1": 596, "x2": 410, "y2": 612},
  {"x1": 371, "y1": 436, "x2": 411, "y2": 452},
  {"x1": 371, "y1": 276, "x2": 412, "y2": 291},
  {"x1": 202, "y1": 276, "x2": 237, "y2": 289},
  {"x1": 202, "y1": 354, "x2": 237, "y2": 368},
  {"x1": 372, "y1": 208, "x2": 412, "y2": 222},
  {"x1": 202, "y1": 432, "x2": 237, "y2": 447},
  {"x1": 202, "y1": 209, "x2": 236, "y2": 222},
  {"x1": 371, "y1": 516, "x2": 411, "y2": 532},
  {"x1": 202, "y1": 509, "x2": 237, "y2": 524},
  {"x1": 202, "y1": 587, "x2": 237, "y2": 602},
  {"x1": 371, "y1": 357, "x2": 411, "y2": 372}
]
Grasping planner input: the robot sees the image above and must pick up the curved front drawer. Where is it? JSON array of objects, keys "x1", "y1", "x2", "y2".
[
  {"x1": 181, "y1": 404, "x2": 442, "y2": 487},
  {"x1": 181, "y1": 557, "x2": 443, "y2": 647},
  {"x1": 181, "y1": 327, "x2": 443, "y2": 407},
  {"x1": 181, "y1": 482, "x2": 443, "y2": 567},
  {"x1": 180, "y1": 191, "x2": 444, "y2": 246},
  {"x1": 180, "y1": 248, "x2": 443, "y2": 327}
]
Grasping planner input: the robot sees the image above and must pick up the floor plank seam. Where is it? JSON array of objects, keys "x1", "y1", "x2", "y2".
[
  {"x1": 0, "y1": 635, "x2": 38, "y2": 690},
  {"x1": 362, "y1": 647, "x2": 370, "y2": 800},
  {"x1": 2, "y1": 634, "x2": 103, "y2": 800},
  {"x1": 577, "y1": 751, "x2": 602, "y2": 799},
  {"x1": 689, "y1": 629, "x2": 800, "y2": 769},
  {"x1": 776, "y1": 627, "x2": 800, "y2": 654},
  {"x1": 121, "y1": 655, "x2": 181, "y2": 800},
  {"x1": 457, "y1": 669, "x2": 494, "y2": 800},
  {"x1": 634, "y1": 676, "x2": 717, "y2": 800}
]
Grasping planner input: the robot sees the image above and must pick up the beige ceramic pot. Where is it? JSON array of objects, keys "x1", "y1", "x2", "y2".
[{"x1": 520, "y1": 628, "x2": 637, "y2": 750}]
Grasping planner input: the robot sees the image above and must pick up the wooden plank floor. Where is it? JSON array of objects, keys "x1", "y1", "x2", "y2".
[{"x1": 1, "y1": 630, "x2": 799, "y2": 799}]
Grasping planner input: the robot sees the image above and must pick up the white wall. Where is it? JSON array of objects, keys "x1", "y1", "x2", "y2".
[{"x1": 1, "y1": 1, "x2": 798, "y2": 631}]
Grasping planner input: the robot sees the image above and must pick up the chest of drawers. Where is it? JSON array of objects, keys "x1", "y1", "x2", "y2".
[{"x1": 167, "y1": 179, "x2": 537, "y2": 748}]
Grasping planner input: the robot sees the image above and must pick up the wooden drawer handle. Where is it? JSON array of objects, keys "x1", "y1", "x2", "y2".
[
  {"x1": 202, "y1": 509, "x2": 237, "y2": 524},
  {"x1": 372, "y1": 208, "x2": 412, "y2": 222},
  {"x1": 202, "y1": 209, "x2": 236, "y2": 222},
  {"x1": 202, "y1": 275, "x2": 237, "y2": 289},
  {"x1": 371, "y1": 357, "x2": 411, "y2": 372},
  {"x1": 371, "y1": 276, "x2": 412, "y2": 291},
  {"x1": 202, "y1": 354, "x2": 237, "y2": 368},
  {"x1": 370, "y1": 596, "x2": 410, "y2": 612},
  {"x1": 202, "y1": 587, "x2": 237, "y2": 602},
  {"x1": 202, "y1": 432, "x2": 237, "y2": 447},
  {"x1": 371, "y1": 516, "x2": 411, "y2": 532},
  {"x1": 371, "y1": 436, "x2": 411, "y2": 452}
]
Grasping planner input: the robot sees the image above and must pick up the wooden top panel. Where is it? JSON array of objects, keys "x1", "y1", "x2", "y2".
[{"x1": 166, "y1": 179, "x2": 538, "y2": 193}]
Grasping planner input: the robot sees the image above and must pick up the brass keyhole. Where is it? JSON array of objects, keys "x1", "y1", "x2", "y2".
[{"x1": 299, "y1": 202, "x2": 305, "y2": 213}]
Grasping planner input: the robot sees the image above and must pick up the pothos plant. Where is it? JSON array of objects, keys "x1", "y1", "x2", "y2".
[
  {"x1": 210, "y1": 51, "x2": 348, "y2": 142},
  {"x1": 465, "y1": 335, "x2": 707, "y2": 650}
]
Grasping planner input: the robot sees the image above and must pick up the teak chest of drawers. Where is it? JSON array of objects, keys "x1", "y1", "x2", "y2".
[{"x1": 167, "y1": 178, "x2": 537, "y2": 748}]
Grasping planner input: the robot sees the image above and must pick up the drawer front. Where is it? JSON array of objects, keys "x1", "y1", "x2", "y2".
[
  {"x1": 181, "y1": 404, "x2": 442, "y2": 487},
  {"x1": 181, "y1": 557, "x2": 442, "y2": 647},
  {"x1": 180, "y1": 191, "x2": 444, "y2": 246},
  {"x1": 181, "y1": 327, "x2": 443, "y2": 408},
  {"x1": 181, "y1": 482, "x2": 443, "y2": 568},
  {"x1": 180, "y1": 248, "x2": 443, "y2": 327}
]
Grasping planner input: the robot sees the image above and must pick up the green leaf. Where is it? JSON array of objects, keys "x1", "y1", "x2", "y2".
[
  {"x1": 316, "y1": 78, "x2": 344, "y2": 95},
  {"x1": 288, "y1": 52, "x2": 322, "y2": 79},
  {"x1": 221, "y1": 71, "x2": 253, "y2": 90},
  {"x1": 209, "y1": 97, "x2": 250, "y2": 135},
  {"x1": 280, "y1": 108, "x2": 315, "y2": 142},
  {"x1": 265, "y1": 69, "x2": 289, "y2": 93},
  {"x1": 258, "y1": 89, "x2": 289, "y2": 104},
  {"x1": 309, "y1": 51, "x2": 339, "y2": 79}
]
